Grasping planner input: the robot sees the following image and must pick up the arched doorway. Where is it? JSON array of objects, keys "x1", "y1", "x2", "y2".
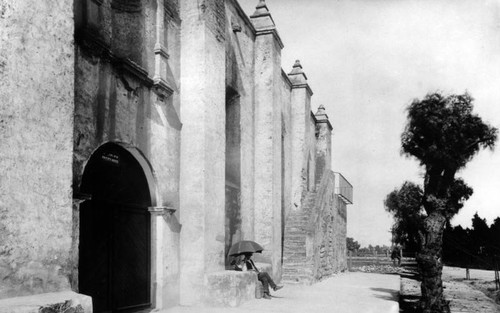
[{"x1": 79, "y1": 142, "x2": 155, "y2": 312}]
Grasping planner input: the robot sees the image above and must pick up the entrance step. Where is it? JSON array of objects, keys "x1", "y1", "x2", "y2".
[{"x1": 0, "y1": 291, "x2": 92, "y2": 313}]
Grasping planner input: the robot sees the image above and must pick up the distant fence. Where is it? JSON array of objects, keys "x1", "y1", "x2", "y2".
[{"x1": 347, "y1": 251, "x2": 417, "y2": 270}]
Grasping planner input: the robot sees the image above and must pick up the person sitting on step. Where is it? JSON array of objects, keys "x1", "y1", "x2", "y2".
[{"x1": 232, "y1": 252, "x2": 283, "y2": 299}]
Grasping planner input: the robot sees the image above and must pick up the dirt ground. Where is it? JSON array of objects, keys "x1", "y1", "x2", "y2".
[
  {"x1": 442, "y1": 267, "x2": 500, "y2": 311},
  {"x1": 399, "y1": 266, "x2": 500, "y2": 313},
  {"x1": 351, "y1": 263, "x2": 500, "y2": 312}
]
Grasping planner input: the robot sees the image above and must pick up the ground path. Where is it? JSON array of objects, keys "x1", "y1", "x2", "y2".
[{"x1": 160, "y1": 272, "x2": 399, "y2": 313}]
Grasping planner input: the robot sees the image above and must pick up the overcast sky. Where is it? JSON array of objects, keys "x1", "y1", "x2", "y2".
[{"x1": 241, "y1": 0, "x2": 500, "y2": 247}]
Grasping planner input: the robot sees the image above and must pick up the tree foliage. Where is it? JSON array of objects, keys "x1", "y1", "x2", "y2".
[
  {"x1": 402, "y1": 93, "x2": 496, "y2": 212},
  {"x1": 384, "y1": 181, "x2": 424, "y2": 252},
  {"x1": 443, "y1": 213, "x2": 500, "y2": 269},
  {"x1": 402, "y1": 93, "x2": 497, "y2": 173},
  {"x1": 399, "y1": 92, "x2": 497, "y2": 313},
  {"x1": 346, "y1": 237, "x2": 360, "y2": 252}
]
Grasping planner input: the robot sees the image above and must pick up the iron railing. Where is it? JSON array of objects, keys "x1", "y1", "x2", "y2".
[{"x1": 334, "y1": 172, "x2": 353, "y2": 204}]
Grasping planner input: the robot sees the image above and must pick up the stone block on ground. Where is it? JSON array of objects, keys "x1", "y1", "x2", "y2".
[
  {"x1": 204, "y1": 271, "x2": 258, "y2": 307},
  {"x1": 0, "y1": 291, "x2": 92, "y2": 313}
]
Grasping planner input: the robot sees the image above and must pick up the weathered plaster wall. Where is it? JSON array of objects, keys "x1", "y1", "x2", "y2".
[
  {"x1": 149, "y1": 68, "x2": 182, "y2": 310},
  {"x1": 314, "y1": 110, "x2": 332, "y2": 187},
  {"x1": 333, "y1": 197, "x2": 348, "y2": 271},
  {"x1": 74, "y1": 0, "x2": 182, "y2": 308},
  {"x1": 289, "y1": 87, "x2": 312, "y2": 211},
  {"x1": 310, "y1": 171, "x2": 347, "y2": 280},
  {"x1": 179, "y1": 0, "x2": 226, "y2": 305},
  {"x1": 280, "y1": 74, "x2": 293, "y2": 233},
  {"x1": 253, "y1": 33, "x2": 283, "y2": 279},
  {"x1": 225, "y1": 1, "x2": 256, "y2": 243},
  {"x1": 73, "y1": 0, "x2": 156, "y2": 188},
  {"x1": 306, "y1": 114, "x2": 317, "y2": 191},
  {"x1": 149, "y1": 3, "x2": 182, "y2": 307},
  {"x1": 0, "y1": 0, "x2": 74, "y2": 297}
]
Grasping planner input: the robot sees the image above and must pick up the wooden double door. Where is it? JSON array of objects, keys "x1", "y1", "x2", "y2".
[{"x1": 79, "y1": 143, "x2": 152, "y2": 312}]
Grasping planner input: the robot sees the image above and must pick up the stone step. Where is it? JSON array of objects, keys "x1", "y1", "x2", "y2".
[
  {"x1": 284, "y1": 233, "x2": 306, "y2": 239},
  {"x1": 283, "y1": 246, "x2": 306, "y2": 252},
  {"x1": 285, "y1": 224, "x2": 308, "y2": 229},
  {"x1": 286, "y1": 217, "x2": 309, "y2": 221},
  {"x1": 283, "y1": 241, "x2": 306, "y2": 246},
  {"x1": 283, "y1": 255, "x2": 307, "y2": 261},
  {"x1": 283, "y1": 249, "x2": 305, "y2": 254},
  {"x1": 283, "y1": 260, "x2": 313, "y2": 265},
  {"x1": 285, "y1": 221, "x2": 308, "y2": 226},
  {"x1": 283, "y1": 249, "x2": 308, "y2": 255},
  {"x1": 284, "y1": 232, "x2": 306, "y2": 236},
  {"x1": 282, "y1": 275, "x2": 314, "y2": 284},
  {"x1": 285, "y1": 232, "x2": 306, "y2": 236},
  {"x1": 283, "y1": 247, "x2": 306, "y2": 252},
  {"x1": 282, "y1": 268, "x2": 310, "y2": 273},
  {"x1": 286, "y1": 217, "x2": 309, "y2": 223},
  {"x1": 283, "y1": 252, "x2": 306, "y2": 257},
  {"x1": 285, "y1": 227, "x2": 307, "y2": 232},
  {"x1": 283, "y1": 256, "x2": 307, "y2": 262},
  {"x1": 283, "y1": 233, "x2": 306, "y2": 238},
  {"x1": 282, "y1": 265, "x2": 313, "y2": 272},
  {"x1": 285, "y1": 223, "x2": 307, "y2": 229},
  {"x1": 283, "y1": 240, "x2": 306, "y2": 245},
  {"x1": 282, "y1": 270, "x2": 314, "y2": 277},
  {"x1": 283, "y1": 244, "x2": 306, "y2": 249},
  {"x1": 285, "y1": 229, "x2": 305, "y2": 233},
  {"x1": 286, "y1": 222, "x2": 307, "y2": 226},
  {"x1": 283, "y1": 237, "x2": 306, "y2": 242}
]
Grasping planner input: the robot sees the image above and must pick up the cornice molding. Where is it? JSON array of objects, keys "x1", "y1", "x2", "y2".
[
  {"x1": 111, "y1": 0, "x2": 142, "y2": 13},
  {"x1": 281, "y1": 69, "x2": 293, "y2": 90},
  {"x1": 254, "y1": 28, "x2": 284, "y2": 49},
  {"x1": 153, "y1": 77, "x2": 174, "y2": 99},
  {"x1": 154, "y1": 43, "x2": 170, "y2": 60},
  {"x1": 291, "y1": 83, "x2": 313, "y2": 96},
  {"x1": 315, "y1": 119, "x2": 333, "y2": 131},
  {"x1": 116, "y1": 58, "x2": 151, "y2": 86},
  {"x1": 148, "y1": 206, "x2": 177, "y2": 216},
  {"x1": 228, "y1": 0, "x2": 257, "y2": 36},
  {"x1": 77, "y1": 30, "x2": 174, "y2": 99}
]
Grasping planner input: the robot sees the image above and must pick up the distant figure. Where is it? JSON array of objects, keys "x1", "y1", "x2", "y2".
[
  {"x1": 391, "y1": 245, "x2": 401, "y2": 266},
  {"x1": 232, "y1": 252, "x2": 283, "y2": 299}
]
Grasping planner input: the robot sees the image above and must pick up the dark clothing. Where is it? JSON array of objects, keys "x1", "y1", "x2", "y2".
[
  {"x1": 245, "y1": 259, "x2": 259, "y2": 272},
  {"x1": 258, "y1": 272, "x2": 277, "y2": 294},
  {"x1": 391, "y1": 247, "x2": 401, "y2": 266},
  {"x1": 233, "y1": 257, "x2": 277, "y2": 294}
]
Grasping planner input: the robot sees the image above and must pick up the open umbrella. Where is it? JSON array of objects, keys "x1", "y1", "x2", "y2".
[{"x1": 228, "y1": 240, "x2": 264, "y2": 256}]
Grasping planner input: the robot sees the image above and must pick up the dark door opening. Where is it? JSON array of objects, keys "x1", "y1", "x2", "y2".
[{"x1": 79, "y1": 143, "x2": 152, "y2": 312}]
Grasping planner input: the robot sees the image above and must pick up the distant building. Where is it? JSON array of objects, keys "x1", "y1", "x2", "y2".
[{"x1": 0, "y1": 0, "x2": 353, "y2": 311}]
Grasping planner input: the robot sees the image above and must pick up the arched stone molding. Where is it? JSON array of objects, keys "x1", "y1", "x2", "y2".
[{"x1": 76, "y1": 141, "x2": 165, "y2": 311}]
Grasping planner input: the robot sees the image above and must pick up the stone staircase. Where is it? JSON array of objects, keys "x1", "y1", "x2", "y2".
[{"x1": 282, "y1": 191, "x2": 317, "y2": 284}]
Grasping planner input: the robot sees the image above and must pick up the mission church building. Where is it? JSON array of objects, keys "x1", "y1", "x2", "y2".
[{"x1": 0, "y1": 0, "x2": 353, "y2": 311}]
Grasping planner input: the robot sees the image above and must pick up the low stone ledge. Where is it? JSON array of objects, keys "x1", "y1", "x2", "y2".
[
  {"x1": 204, "y1": 263, "x2": 273, "y2": 307},
  {"x1": 204, "y1": 270, "x2": 258, "y2": 307},
  {"x1": 0, "y1": 291, "x2": 92, "y2": 313}
]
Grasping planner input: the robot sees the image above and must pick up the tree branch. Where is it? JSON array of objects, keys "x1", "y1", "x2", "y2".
[{"x1": 465, "y1": 135, "x2": 496, "y2": 152}]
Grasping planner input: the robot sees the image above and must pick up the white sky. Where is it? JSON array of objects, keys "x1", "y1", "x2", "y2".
[{"x1": 240, "y1": 0, "x2": 500, "y2": 247}]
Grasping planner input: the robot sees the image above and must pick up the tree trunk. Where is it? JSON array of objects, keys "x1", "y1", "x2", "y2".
[{"x1": 417, "y1": 211, "x2": 450, "y2": 313}]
